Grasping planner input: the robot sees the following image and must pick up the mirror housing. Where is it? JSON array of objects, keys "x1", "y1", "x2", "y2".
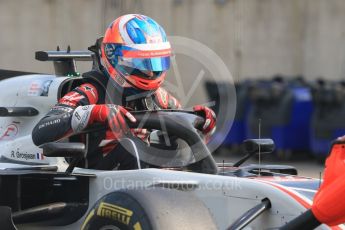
[
  {"x1": 243, "y1": 139, "x2": 275, "y2": 155},
  {"x1": 41, "y1": 142, "x2": 86, "y2": 158},
  {"x1": 40, "y1": 142, "x2": 86, "y2": 174},
  {"x1": 233, "y1": 139, "x2": 275, "y2": 167}
]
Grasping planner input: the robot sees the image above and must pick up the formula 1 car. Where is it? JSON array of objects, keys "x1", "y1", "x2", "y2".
[{"x1": 0, "y1": 49, "x2": 344, "y2": 230}]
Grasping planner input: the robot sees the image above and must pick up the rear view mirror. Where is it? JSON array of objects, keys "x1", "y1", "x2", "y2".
[
  {"x1": 243, "y1": 139, "x2": 275, "y2": 155},
  {"x1": 41, "y1": 142, "x2": 85, "y2": 158},
  {"x1": 233, "y1": 139, "x2": 275, "y2": 167},
  {"x1": 40, "y1": 142, "x2": 86, "y2": 174}
]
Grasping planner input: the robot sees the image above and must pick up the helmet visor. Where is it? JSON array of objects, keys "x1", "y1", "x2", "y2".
[
  {"x1": 118, "y1": 56, "x2": 170, "y2": 72},
  {"x1": 104, "y1": 42, "x2": 171, "y2": 72}
]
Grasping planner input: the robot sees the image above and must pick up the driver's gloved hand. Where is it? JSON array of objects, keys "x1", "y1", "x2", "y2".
[
  {"x1": 193, "y1": 105, "x2": 216, "y2": 139},
  {"x1": 132, "y1": 128, "x2": 150, "y2": 142},
  {"x1": 71, "y1": 104, "x2": 136, "y2": 139}
]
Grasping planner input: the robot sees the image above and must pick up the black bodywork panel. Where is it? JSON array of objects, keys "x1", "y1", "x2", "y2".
[{"x1": 0, "y1": 171, "x2": 90, "y2": 226}]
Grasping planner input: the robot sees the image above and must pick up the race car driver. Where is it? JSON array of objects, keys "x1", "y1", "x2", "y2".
[{"x1": 32, "y1": 14, "x2": 216, "y2": 170}]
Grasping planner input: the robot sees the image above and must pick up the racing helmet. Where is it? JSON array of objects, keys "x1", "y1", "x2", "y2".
[{"x1": 100, "y1": 14, "x2": 171, "y2": 94}]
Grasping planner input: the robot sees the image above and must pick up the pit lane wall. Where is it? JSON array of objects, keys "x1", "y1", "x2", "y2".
[{"x1": 0, "y1": 0, "x2": 345, "y2": 81}]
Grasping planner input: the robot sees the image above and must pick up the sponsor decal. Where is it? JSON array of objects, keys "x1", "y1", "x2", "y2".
[
  {"x1": 0, "y1": 124, "x2": 18, "y2": 140},
  {"x1": 74, "y1": 111, "x2": 81, "y2": 120},
  {"x1": 133, "y1": 222, "x2": 142, "y2": 230},
  {"x1": 71, "y1": 105, "x2": 92, "y2": 132},
  {"x1": 147, "y1": 35, "x2": 163, "y2": 43},
  {"x1": 82, "y1": 105, "x2": 90, "y2": 110},
  {"x1": 10, "y1": 149, "x2": 44, "y2": 161},
  {"x1": 97, "y1": 202, "x2": 133, "y2": 225},
  {"x1": 63, "y1": 92, "x2": 85, "y2": 101},
  {"x1": 50, "y1": 106, "x2": 74, "y2": 113},
  {"x1": 114, "y1": 74, "x2": 126, "y2": 86},
  {"x1": 27, "y1": 80, "x2": 53, "y2": 97},
  {"x1": 122, "y1": 49, "x2": 171, "y2": 58},
  {"x1": 38, "y1": 119, "x2": 61, "y2": 129},
  {"x1": 28, "y1": 82, "x2": 41, "y2": 96},
  {"x1": 62, "y1": 113, "x2": 71, "y2": 119},
  {"x1": 83, "y1": 85, "x2": 96, "y2": 98}
]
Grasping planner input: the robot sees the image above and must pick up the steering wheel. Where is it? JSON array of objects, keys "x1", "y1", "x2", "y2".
[
  {"x1": 55, "y1": 110, "x2": 218, "y2": 174},
  {"x1": 116, "y1": 110, "x2": 217, "y2": 174}
]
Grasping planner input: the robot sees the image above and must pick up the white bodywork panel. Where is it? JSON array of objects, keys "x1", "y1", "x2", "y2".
[{"x1": 0, "y1": 75, "x2": 68, "y2": 166}]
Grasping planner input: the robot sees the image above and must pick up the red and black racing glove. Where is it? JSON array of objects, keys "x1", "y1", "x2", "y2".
[
  {"x1": 71, "y1": 104, "x2": 136, "y2": 140},
  {"x1": 193, "y1": 105, "x2": 216, "y2": 140},
  {"x1": 131, "y1": 128, "x2": 150, "y2": 142}
]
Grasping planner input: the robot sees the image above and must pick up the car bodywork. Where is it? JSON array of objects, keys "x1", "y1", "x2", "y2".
[{"x1": 0, "y1": 50, "x2": 343, "y2": 230}]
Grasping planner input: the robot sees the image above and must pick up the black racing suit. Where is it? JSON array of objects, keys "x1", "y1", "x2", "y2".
[{"x1": 32, "y1": 70, "x2": 181, "y2": 170}]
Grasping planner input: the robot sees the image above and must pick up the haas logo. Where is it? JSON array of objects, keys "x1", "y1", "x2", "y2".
[{"x1": 0, "y1": 124, "x2": 18, "y2": 140}]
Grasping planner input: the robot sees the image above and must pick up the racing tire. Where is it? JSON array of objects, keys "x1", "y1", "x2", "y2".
[
  {"x1": 81, "y1": 191, "x2": 150, "y2": 230},
  {"x1": 81, "y1": 187, "x2": 217, "y2": 230}
]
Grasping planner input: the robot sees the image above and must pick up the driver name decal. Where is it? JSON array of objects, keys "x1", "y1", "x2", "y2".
[{"x1": 10, "y1": 149, "x2": 44, "y2": 160}]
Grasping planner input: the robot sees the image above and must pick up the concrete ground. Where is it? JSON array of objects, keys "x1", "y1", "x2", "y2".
[{"x1": 214, "y1": 147, "x2": 325, "y2": 178}]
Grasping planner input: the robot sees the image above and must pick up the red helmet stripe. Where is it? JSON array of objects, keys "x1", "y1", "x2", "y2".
[{"x1": 103, "y1": 18, "x2": 124, "y2": 44}]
